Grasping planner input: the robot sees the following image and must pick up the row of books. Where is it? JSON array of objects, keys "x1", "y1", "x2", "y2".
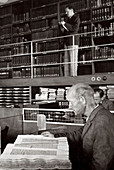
[
  {"x1": 33, "y1": 66, "x2": 61, "y2": 78},
  {"x1": 13, "y1": 68, "x2": 31, "y2": 78},
  {"x1": 79, "y1": 50, "x2": 92, "y2": 63},
  {"x1": 34, "y1": 41, "x2": 59, "y2": 53},
  {"x1": 32, "y1": 4, "x2": 57, "y2": 19},
  {"x1": 0, "y1": 27, "x2": 11, "y2": 38},
  {"x1": 12, "y1": 23, "x2": 31, "y2": 35},
  {"x1": 93, "y1": 46, "x2": 114, "y2": 60},
  {"x1": 12, "y1": 12, "x2": 30, "y2": 23},
  {"x1": 31, "y1": 20, "x2": 48, "y2": 31},
  {"x1": 0, "y1": 38, "x2": 11, "y2": 45},
  {"x1": 91, "y1": 0, "x2": 112, "y2": 8},
  {"x1": 32, "y1": 18, "x2": 58, "y2": 31},
  {"x1": 32, "y1": 0, "x2": 58, "y2": 8},
  {"x1": 33, "y1": 53, "x2": 60, "y2": 65},
  {"x1": 13, "y1": 55, "x2": 31, "y2": 66},
  {"x1": 0, "y1": 6, "x2": 11, "y2": 17},
  {"x1": 80, "y1": 37, "x2": 92, "y2": 47},
  {"x1": 0, "y1": 37, "x2": 113, "y2": 58},
  {"x1": 92, "y1": 7, "x2": 112, "y2": 21},
  {"x1": 0, "y1": 45, "x2": 30, "y2": 57},
  {"x1": 0, "y1": 16, "x2": 11, "y2": 27},
  {"x1": 0, "y1": 65, "x2": 92, "y2": 78},
  {"x1": 79, "y1": 10, "x2": 91, "y2": 22},
  {"x1": 35, "y1": 87, "x2": 70, "y2": 101},
  {"x1": 32, "y1": 29, "x2": 58, "y2": 40},
  {"x1": 43, "y1": 40, "x2": 59, "y2": 51},
  {"x1": 12, "y1": 44, "x2": 30, "y2": 55},
  {"x1": 0, "y1": 49, "x2": 11, "y2": 57},
  {"x1": 79, "y1": 25, "x2": 91, "y2": 36},
  {"x1": 0, "y1": 58, "x2": 12, "y2": 68},
  {"x1": 12, "y1": 37, "x2": 29, "y2": 44},
  {"x1": 0, "y1": 47, "x2": 113, "y2": 69},
  {"x1": 93, "y1": 22, "x2": 114, "y2": 37}
]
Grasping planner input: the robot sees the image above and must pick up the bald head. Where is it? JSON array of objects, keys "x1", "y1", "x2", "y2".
[{"x1": 67, "y1": 83, "x2": 96, "y2": 117}]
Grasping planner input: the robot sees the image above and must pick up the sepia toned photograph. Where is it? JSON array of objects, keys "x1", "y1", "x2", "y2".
[{"x1": 0, "y1": 0, "x2": 114, "y2": 169}]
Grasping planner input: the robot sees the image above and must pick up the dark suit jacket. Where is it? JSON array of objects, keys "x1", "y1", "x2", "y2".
[
  {"x1": 59, "y1": 13, "x2": 80, "y2": 46},
  {"x1": 102, "y1": 98, "x2": 114, "y2": 111},
  {"x1": 51, "y1": 105, "x2": 114, "y2": 170},
  {"x1": 81, "y1": 105, "x2": 114, "y2": 170}
]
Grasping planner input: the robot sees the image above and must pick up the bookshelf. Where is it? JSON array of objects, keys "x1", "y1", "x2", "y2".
[
  {"x1": 0, "y1": 5, "x2": 12, "y2": 45},
  {"x1": 91, "y1": 0, "x2": 114, "y2": 74},
  {"x1": 12, "y1": 0, "x2": 31, "y2": 43},
  {"x1": 0, "y1": 86, "x2": 30, "y2": 107},
  {"x1": 0, "y1": 0, "x2": 113, "y2": 108}
]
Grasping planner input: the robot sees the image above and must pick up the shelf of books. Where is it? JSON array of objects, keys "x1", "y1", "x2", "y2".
[
  {"x1": 0, "y1": 33, "x2": 113, "y2": 79},
  {"x1": 0, "y1": 0, "x2": 113, "y2": 107},
  {"x1": 0, "y1": 4, "x2": 12, "y2": 45}
]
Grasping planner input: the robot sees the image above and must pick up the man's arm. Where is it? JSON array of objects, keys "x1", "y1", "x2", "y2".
[
  {"x1": 41, "y1": 125, "x2": 84, "y2": 142},
  {"x1": 64, "y1": 14, "x2": 80, "y2": 33},
  {"x1": 90, "y1": 116, "x2": 114, "y2": 170}
]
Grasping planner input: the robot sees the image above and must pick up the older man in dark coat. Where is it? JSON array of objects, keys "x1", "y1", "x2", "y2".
[{"x1": 42, "y1": 83, "x2": 114, "y2": 170}]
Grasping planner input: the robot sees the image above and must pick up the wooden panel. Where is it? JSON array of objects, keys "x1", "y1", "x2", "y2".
[{"x1": 0, "y1": 73, "x2": 113, "y2": 87}]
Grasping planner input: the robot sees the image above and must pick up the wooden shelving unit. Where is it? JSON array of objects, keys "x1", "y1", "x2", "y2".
[{"x1": 0, "y1": 0, "x2": 113, "y2": 108}]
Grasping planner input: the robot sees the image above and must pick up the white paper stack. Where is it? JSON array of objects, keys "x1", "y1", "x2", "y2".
[{"x1": 0, "y1": 135, "x2": 71, "y2": 169}]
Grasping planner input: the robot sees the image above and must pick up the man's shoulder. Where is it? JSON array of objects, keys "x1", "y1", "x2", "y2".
[
  {"x1": 102, "y1": 98, "x2": 113, "y2": 104},
  {"x1": 90, "y1": 107, "x2": 114, "y2": 131},
  {"x1": 95, "y1": 105, "x2": 114, "y2": 122},
  {"x1": 73, "y1": 13, "x2": 80, "y2": 19},
  {"x1": 102, "y1": 98, "x2": 114, "y2": 110},
  {"x1": 92, "y1": 105, "x2": 112, "y2": 120}
]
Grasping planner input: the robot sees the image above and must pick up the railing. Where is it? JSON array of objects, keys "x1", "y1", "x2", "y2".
[{"x1": 0, "y1": 30, "x2": 114, "y2": 78}]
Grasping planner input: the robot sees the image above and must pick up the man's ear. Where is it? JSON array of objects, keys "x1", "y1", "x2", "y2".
[{"x1": 80, "y1": 96, "x2": 86, "y2": 104}]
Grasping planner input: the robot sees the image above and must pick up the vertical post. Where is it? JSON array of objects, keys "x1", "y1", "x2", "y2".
[
  {"x1": 31, "y1": 41, "x2": 33, "y2": 79},
  {"x1": 72, "y1": 35, "x2": 75, "y2": 76},
  {"x1": 91, "y1": 38, "x2": 95, "y2": 74},
  {"x1": 29, "y1": 86, "x2": 32, "y2": 105},
  {"x1": 72, "y1": 35, "x2": 75, "y2": 63},
  {"x1": 22, "y1": 108, "x2": 24, "y2": 135},
  {"x1": 70, "y1": 35, "x2": 78, "y2": 76}
]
